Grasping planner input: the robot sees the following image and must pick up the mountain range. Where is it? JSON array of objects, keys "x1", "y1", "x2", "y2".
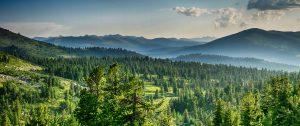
[
  {"x1": 3, "y1": 26, "x2": 300, "y2": 70},
  {"x1": 0, "y1": 28, "x2": 142, "y2": 58},
  {"x1": 189, "y1": 36, "x2": 217, "y2": 42},
  {"x1": 33, "y1": 35, "x2": 203, "y2": 53},
  {"x1": 173, "y1": 54, "x2": 300, "y2": 72},
  {"x1": 34, "y1": 28, "x2": 300, "y2": 66},
  {"x1": 149, "y1": 28, "x2": 300, "y2": 66}
]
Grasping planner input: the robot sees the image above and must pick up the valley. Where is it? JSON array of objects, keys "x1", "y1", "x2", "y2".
[
  {"x1": 1, "y1": 0, "x2": 300, "y2": 125},
  {"x1": 1, "y1": 27, "x2": 300, "y2": 125}
]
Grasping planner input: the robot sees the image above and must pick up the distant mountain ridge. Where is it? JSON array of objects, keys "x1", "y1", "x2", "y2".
[
  {"x1": 34, "y1": 35, "x2": 203, "y2": 53},
  {"x1": 0, "y1": 27, "x2": 142, "y2": 58},
  {"x1": 148, "y1": 28, "x2": 300, "y2": 66},
  {"x1": 189, "y1": 36, "x2": 217, "y2": 42},
  {"x1": 173, "y1": 54, "x2": 300, "y2": 72}
]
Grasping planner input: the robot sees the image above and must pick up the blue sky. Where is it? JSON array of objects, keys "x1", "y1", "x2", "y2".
[{"x1": 0, "y1": 0, "x2": 299, "y2": 38}]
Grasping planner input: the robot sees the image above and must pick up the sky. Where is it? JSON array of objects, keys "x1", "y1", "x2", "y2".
[{"x1": 0, "y1": 0, "x2": 300, "y2": 38}]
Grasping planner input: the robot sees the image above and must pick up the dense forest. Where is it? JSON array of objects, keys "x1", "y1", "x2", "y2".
[
  {"x1": 1, "y1": 28, "x2": 300, "y2": 126},
  {"x1": 173, "y1": 54, "x2": 300, "y2": 72}
]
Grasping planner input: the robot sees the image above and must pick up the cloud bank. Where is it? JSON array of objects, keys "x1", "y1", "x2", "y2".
[
  {"x1": 247, "y1": 0, "x2": 300, "y2": 22},
  {"x1": 247, "y1": 0, "x2": 300, "y2": 11},
  {"x1": 173, "y1": 7, "x2": 243, "y2": 28},
  {"x1": 212, "y1": 8, "x2": 242, "y2": 28},
  {"x1": 251, "y1": 10, "x2": 286, "y2": 21},
  {"x1": 173, "y1": 7, "x2": 209, "y2": 17},
  {"x1": 173, "y1": 0, "x2": 300, "y2": 29}
]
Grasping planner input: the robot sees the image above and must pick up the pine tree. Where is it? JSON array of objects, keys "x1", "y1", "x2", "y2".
[
  {"x1": 2, "y1": 111, "x2": 11, "y2": 126},
  {"x1": 12, "y1": 99, "x2": 21, "y2": 126},
  {"x1": 27, "y1": 105, "x2": 50, "y2": 126},
  {"x1": 0, "y1": 55, "x2": 10, "y2": 63},
  {"x1": 213, "y1": 100, "x2": 223, "y2": 126},
  {"x1": 74, "y1": 89, "x2": 99, "y2": 125},
  {"x1": 160, "y1": 85, "x2": 165, "y2": 97},
  {"x1": 163, "y1": 83, "x2": 169, "y2": 92},
  {"x1": 123, "y1": 77, "x2": 151, "y2": 125},
  {"x1": 154, "y1": 89, "x2": 159, "y2": 99},
  {"x1": 86, "y1": 66, "x2": 106, "y2": 96},
  {"x1": 75, "y1": 64, "x2": 162, "y2": 125},
  {"x1": 269, "y1": 77, "x2": 295, "y2": 126},
  {"x1": 173, "y1": 83, "x2": 178, "y2": 95},
  {"x1": 223, "y1": 109, "x2": 233, "y2": 126},
  {"x1": 241, "y1": 93, "x2": 263, "y2": 126},
  {"x1": 183, "y1": 109, "x2": 190, "y2": 125}
]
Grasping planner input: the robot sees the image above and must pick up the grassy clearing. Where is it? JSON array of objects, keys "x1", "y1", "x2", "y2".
[
  {"x1": 145, "y1": 84, "x2": 160, "y2": 95},
  {"x1": 0, "y1": 52, "x2": 79, "y2": 110},
  {"x1": 0, "y1": 52, "x2": 42, "y2": 71}
]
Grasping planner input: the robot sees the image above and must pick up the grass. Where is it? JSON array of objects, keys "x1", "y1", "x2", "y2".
[
  {"x1": 0, "y1": 52, "x2": 80, "y2": 110},
  {"x1": 144, "y1": 82, "x2": 161, "y2": 95},
  {"x1": 0, "y1": 52, "x2": 42, "y2": 71}
]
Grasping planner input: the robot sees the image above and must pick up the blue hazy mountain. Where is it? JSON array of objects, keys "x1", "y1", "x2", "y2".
[
  {"x1": 0, "y1": 27, "x2": 142, "y2": 58},
  {"x1": 173, "y1": 54, "x2": 300, "y2": 72},
  {"x1": 149, "y1": 28, "x2": 300, "y2": 66},
  {"x1": 34, "y1": 35, "x2": 203, "y2": 53},
  {"x1": 189, "y1": 36, "x2": 217, "y2": 42}
]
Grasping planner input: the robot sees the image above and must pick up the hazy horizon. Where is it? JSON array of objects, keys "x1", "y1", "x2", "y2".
[{"x1": 1, "y1": 0, "x2": 300, "y2": 38}]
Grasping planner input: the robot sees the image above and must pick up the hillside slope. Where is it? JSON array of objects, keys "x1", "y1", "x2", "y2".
[
  {"x1": 149, "y1": 28, "x2": 300, "y2": 65},
  {"x1": 0, "y1": 28, "x2": 142, "y2": 58},
  {"x1": 0, "y1": 52, "x2": 83, "y2": 125}
]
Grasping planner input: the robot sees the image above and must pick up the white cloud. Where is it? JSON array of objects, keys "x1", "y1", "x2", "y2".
[
  {"x1": 0, "y1": 22, "x2": 69, "y2": 37},
  {"x1": 173, "y1": 7, "x2": 243, "y2": 28},
  {"x1": 251, "y1": 10, "x2": 286, "y2": 21},
  {"x1": 173, "y1": 7, "x2": 209, "y2": 17},
  {"x1": 212, "y1": 8, "x2": 243, "y2": 28},
  {"x1": 247, "y1": 0, "x2": 300, "y2": 11},
  {"x1": 246, "y1": 0, "x2": 300, "y2": 22},
  {"x1": 173, "y1": 5, "x2": 300, "y2": 30}
]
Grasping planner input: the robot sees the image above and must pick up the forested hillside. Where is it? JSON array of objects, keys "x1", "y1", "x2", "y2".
[
  {"x1": 0, "y1": 52, "x2": 82, "y2": 125},
  {"x1": 1, "y1": 28, "x2": 300, "y2": 126},
  {"x1": 174, "y1": 54, "x2": 300, "y2": 72},
  {"x1": 0, "y1": 28, "x2": 142, "y2": 58}
]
